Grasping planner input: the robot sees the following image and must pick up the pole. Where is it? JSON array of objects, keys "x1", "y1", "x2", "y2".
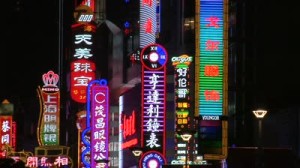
[
  {"x1": 258, "y1": 119, "x2": 262, "y2": 149},
  {"x1": 257, "y1": 119, "x2": 264, "y2": 168},
  {"x1": 185, "y1": 141, "x2": 188, "y2": 168}
]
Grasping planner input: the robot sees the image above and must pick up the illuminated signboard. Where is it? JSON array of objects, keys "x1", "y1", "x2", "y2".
[
  {"x1": 199, "y1": 0, "x2": 224, "y2": 117},
  {"x1": 90, "y1": 82, "x2": 109, "y2": 168},
  {"x1": 196, "y1": 0, "x2": 228, "y2": 159},
  {"x1": 140, "y1": 0, "x2": 157, "y2": 48},
  {"x1": 140, "y1": 151, "x2": 166, "y2": 168},
  {"x1": 37, "y1": 71, "x2": 60, "y2": 146},
  {"x1": 74, "y1": 4, "x2": 94, "y2": 24},
  {"x1": 171, "y1": 55, "x2": 194, "y2": 160},
  {"x1": 119, "y1": 84, "x2": 142, "y2": 168},
  {"x1": 199, "y1": 120, "x2": 222, "y2": 154},
  {"x1": 0, "y1": 116, "x2": 13, "y2": 149},
  {"x1": 70, "y1": 23, "x2": 96, "y2": 103},
  {"x1": 11, "y1": 121, "x2": 16, "y2": 151},
  {"x1": 25, "y1": 156, "x2": 70, "y2": 167},
  {"x1": 172, "y1": 55, "x2": 193, "y2": 132},
  {"x1": 81, "y1": 79, "x2": 109, "y2": 168},
  {"x1": 141, "y1": 44, "x2": 167, "y2": 156}
]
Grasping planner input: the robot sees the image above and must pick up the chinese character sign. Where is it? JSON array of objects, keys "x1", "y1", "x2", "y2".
[
  {"x1": 70, "y1": 24, "x2": 96, "y2": 103},
  {"x1": 37, "y1": 70, "x2": 61, "y2": 146},
  {"x1": 197, "y1": 0, "x2": 228, "y2": 159},
  {"x1": 140, "y1": 0, "x2": 157, "y2": 48},
  {"x1": 141, "y1": 44, "x2": 167, "y2": 156},
  {"x1": 0, "y1": 116, "x2": 12, "y2": 149},
  {"x1": 199, "y1": 0, "x2": 224, "y2": 116},
  {"x1": 91, "y1": 83, "x2": 109, "y2": 168},
  {"x1": 26, "y1": 156, "x2": 69, "y2": 167},
  {"x1": 171, "y1": 55, "x2": 193, "y2": 132},
  {"x1": 171, "y1": 55, "x2": 193, "y2": 159}
]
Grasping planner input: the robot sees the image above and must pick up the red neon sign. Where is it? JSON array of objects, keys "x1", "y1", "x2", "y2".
[{"x1": 122, "y1": 110, "x2": 136, "y2": 139}]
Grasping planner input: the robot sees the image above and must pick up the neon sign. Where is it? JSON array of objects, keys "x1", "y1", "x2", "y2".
[
  {"x1": 70, "y1": 24, "x2": 96, "y2": 103},
  {"x1": 197, "y1": 0, "x2": 228, "y2": 159},
  {"x1": 25, "y1": 156, "x2": 69, "y2": 167},
  {"x1": 141, "y1": 44, "x2": 167, "y2": 156},
  {"x1": 199, "y1": 0, "x2": 224, "y2": 117},
  {"x1": 172, "y1": 55, "x2": 193, "y2": 159},
  {"x1": 0, "y1": 116, "x2": 12, "y2": 149},
  {"x1": 140, "y1": 0, "x2": 157, "y2": 48},
  {"x1": 37, "y1": 71, "x2": 60, "y2": 146},
  {"x1": 81, "y1": 79, "x2": 109, "y2": 168},
  {"x1": 90, "y1": 82, "x2": 109, "y2": 168}
]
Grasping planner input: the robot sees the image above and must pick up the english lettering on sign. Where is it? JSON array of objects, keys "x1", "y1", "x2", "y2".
[{"x1": 202, "y1": 115, "x2": 220, "y2": 120}]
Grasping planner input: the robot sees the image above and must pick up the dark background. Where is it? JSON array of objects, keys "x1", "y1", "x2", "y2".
[{"x1": 1, "y1": 1, "x2": 297, "y2": 109}]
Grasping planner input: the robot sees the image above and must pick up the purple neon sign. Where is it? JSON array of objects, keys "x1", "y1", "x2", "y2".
[{"x1": 90, "y1": 83, "x2": 109, "y2": 168}]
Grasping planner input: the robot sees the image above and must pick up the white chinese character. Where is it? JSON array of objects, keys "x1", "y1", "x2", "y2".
[
  {"x1": 147, "y1": 90, "x2": 160, "y2": 103},
  {"x1": 74, "y1": 48, "x2": 93, "y2": 59},
  {"x1": 74, "y1": 76, "x2": 92, "y2": 86},
  {"x1": 178, "y1": 78, "x2": 187, "y2": 87},
  {"x1": 146, "y1": 118, "x2": 160, "y2": 132},
  {"x1": 74, "y1": 62, "x2": 93, "y2": 73},
  {"x1": 147, "y1": 104, "x2": 159, "y2": 117},
  {"x1": 95, "y1": 105, "x2": 105, "y2": 117},
  {"x1": 177, "y1": 68, "x2": 188, "y2": 77},
  {"x1": 177, "y1": 88, "x2": 188, "y2": 98},
  {"x1": 149, "y1": 73, "x2": 160, "y2": 90},
  {"x1": 44, "y1": 124, "x2": 57, "y2": 132},
  {"x1": 75, "y1": 34, "x2": 92, "y2": 45},
  {"x1": 45, "y1": 104, "x2": 57, "y2": 113},
  {"x1": 1, "y1": 134, "x2": 10, "y2": 144},
  {"x1": 44, "y1": 115, "x2": 57, "y2": 122},
  {"x1": 146, "y1": 132, "x2": 160, "y2": 148},
  {"x1": 95, "y1": 118, "x2": 105, "y2": 129},
  {"x1": 94, "y1": 130, "x2": 106, "y2": 140},
  {"x1": 2, "y1": 121, "x2": 10, "y2": 132}
]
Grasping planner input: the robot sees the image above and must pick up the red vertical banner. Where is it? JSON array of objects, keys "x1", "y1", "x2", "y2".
[
  {"x1": 0, "y1": 116, "x2": 13, "y2": 150},
  {"x1": 11, "y1": 121, "x2": 16, "y2": 151}
]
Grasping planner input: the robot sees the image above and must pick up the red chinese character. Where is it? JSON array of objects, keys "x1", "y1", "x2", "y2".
[
  {"x1": 142, "y1": 0, "x2": 152, "y2": 7},
  {"x1": 206, "y1": 40, "x2": 220, "y2": 51},
  {"x1": 204, "y1": 90, "x2": 220, "y2": 101},
  {"x1": 205, "y1": 65, "x2": 219, "y2": 76},
  {"x1": 206, "y1": 16, "x2": 220, "y2": 28},
  {"x1": 144, "y1": 18, "x2": 153, "y2": 34}
]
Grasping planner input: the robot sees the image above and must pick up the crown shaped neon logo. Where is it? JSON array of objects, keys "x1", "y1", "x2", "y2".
[{"x1": 42, "y1": 71, "x2": 59, "y2": 87}]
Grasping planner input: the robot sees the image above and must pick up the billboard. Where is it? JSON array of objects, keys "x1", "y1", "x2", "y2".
[
  {"x1": 37, "y1": 71, "x2": 61, "y2": 146},
  {"x1": 141, "y1": 43, "x2": 167, "y2": 157},
  {"x1": 119, "y1": 84, "x2": 142, "y2": 168},
  {"x1": 140, "y1": 0, "x2": 158, "y2": 48},
  {"x1": 0, "y1": 116, "x2": 13, "y2": 150},
  {"x1": 171, "y1": 55, "x2": 195, "y2": 161},
  {"x1": 196, "y1": 0, "x2": 228, "y2": 160},
  {"x1": 70, "y1": 22, "x2": 96, "y2": 104},
  {"x1": 81, "y1": 79, "x2": 109, "y2": 168}
]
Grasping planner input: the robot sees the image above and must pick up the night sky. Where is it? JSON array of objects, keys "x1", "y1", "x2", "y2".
[
  {"x1": 2, "y1": 0, "x2": 60, "y2": 100},
  {"x1": 1, "y1": 1, "x2": 297, "y2": 109}
]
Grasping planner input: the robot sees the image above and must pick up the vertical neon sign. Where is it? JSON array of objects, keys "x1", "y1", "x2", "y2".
[
  {"x1": 199, "y1": 0, "x2": 224, "y2": 116},
  {"x1": 171, "y1": 55, "x2": 193, "y2": 160},
  {"x1": 140, "y1": 0, "x2": 157, "y2": 48},
  {"x1": 0, "y1": 116, "x2": 12, "y2": 150},
  {"x1": 197, "y1": 0, "x2": 228, "y2": 159},
  {"x1": 141, "y1": 44, "x2": 167, "y2": 156},
  {"x1": 70, "y1": 24, "x2": 96, "y2": 103},
  {"x1": 90, "y1": 81, "x2": 109, "y2": 168},
  {"x1": 37, "y1": 71, "x2": 60, "y2": 146},
  {"x1": 81, "y1": 79, "x2": 109, "y2": 168}
]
